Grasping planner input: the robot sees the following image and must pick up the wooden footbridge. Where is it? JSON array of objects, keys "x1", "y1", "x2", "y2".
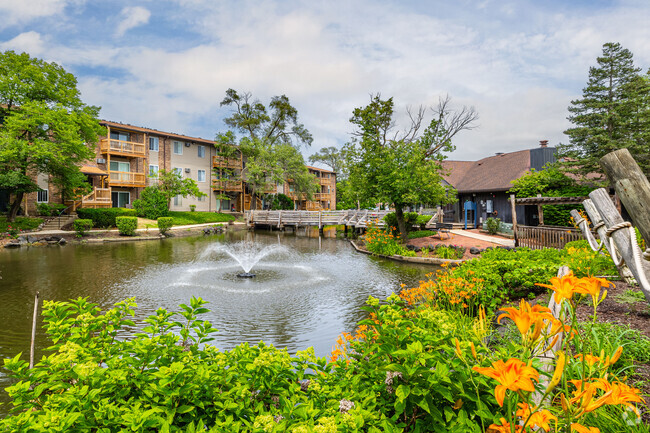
[{"x1": 247, "y1": 210, "x2": 392, "y2": 230}]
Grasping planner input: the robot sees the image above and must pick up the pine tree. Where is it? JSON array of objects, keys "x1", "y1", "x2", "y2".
[{"x1": 558, "y1": 42, "x2": 650, "y2": 179}]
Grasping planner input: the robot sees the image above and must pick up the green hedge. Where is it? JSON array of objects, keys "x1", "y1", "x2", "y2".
[
  {"x1": 76, "y1": 208, "x2": 137, "y2": 228},
  {"x1": 157, "y1": 217, "x2": 173, "y2": 236},
  {"x1": 168, "y1": 211, "x2": 235, "y2": 226},
  {"x1": 73, "y1": 219, "x2": 93, "y2": 237},
  {"x1": 36, "y1": 203, "x2": 67, "y2": 216},
  {"x1": 116, "y1": 216, "x2": 137, "y2": 236}
]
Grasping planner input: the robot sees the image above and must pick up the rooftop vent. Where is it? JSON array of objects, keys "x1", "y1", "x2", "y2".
[
  {"x1": 495, "y1": 152, "x2": 504, "y2": 156},
  {"x1": 540, "y1": 140, "x2": 549, "y2": 148}
]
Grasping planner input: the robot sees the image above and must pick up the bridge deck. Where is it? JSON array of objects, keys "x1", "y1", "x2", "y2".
[{"x1": 247, "y1": 210, "x2": 392, "y2": 228}]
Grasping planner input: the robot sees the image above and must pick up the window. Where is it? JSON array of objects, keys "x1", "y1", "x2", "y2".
[
  {"x1": 149, "y1": 165, "x2": 159, "y2": 177},
  {"x1": 110, "y1": 161, "x2": 130, "y2": 172},
  {"x1": 173, "y1": 141, "x2": 183, "y2": 155},
  {"x1": 197, "y1": 170, "x2": 206, "y2": 182},
  {"x1": 197, "y1": 145, "x2": 205, "y2": 158},
  {"x1": 173, "y1": 167, "x2": 183, "y2": 176},
  {"x1": 37, "y1": 189, "x2": 48, "y2": 203},
  {"x1": 110, "y1": 131, "x2": 130, "y2": 141},
  {"x1": 174, "y1": 195, "x2": 182, "y2": 206},
  {"x1": 149, "y1": 137, "x2": 159, "y2": 151},
  {"x1": 111, "y1": 191, "x2": 130, "y2": 208},
  {"x1": 197, "y1": 195, "x2": 206, "y2": 202}
]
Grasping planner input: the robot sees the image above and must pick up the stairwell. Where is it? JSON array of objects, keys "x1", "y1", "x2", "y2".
[{"x1": 41, "y1": 214, "x2": 78, "y2": 231}]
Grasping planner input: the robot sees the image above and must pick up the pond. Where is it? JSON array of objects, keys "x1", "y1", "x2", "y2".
[{"x1": 0, "y1": 230, "x2": 434, "y2": 412}]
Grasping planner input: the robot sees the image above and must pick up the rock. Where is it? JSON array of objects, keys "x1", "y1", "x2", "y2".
[
  {"x1": 58, "y1": 238, "x2": 67, "y2": 245},
  {"x1": 18, "y1": 237, "x2": 28, "y2": 245},
  {"x1": 406, "y1": 244, "x2": 416, "y2": 251},
  {"x1": 203, "y1": 227, "x2": 213, "y2": 235},
  {"x1": 469, "y1": 247, "x2": 481, "y2": 255},
  {"x1": 413, "y1": 246, "x2": 421, "y2": 252},
  {"x1": 31, "y1": 241, "x2": 46, "y2": 247},
  {"x1": 27, "y1": 235, "x2": 38, "y2": 243},
  {"x1": 4, "y1": 242, "x2": 21, "y2": 248},
  {"x1": 427, "y1": 244, "x2": 437, "y2": 250},
  {"x1": 49, "y1": 235, "x2": 62, "y2": 242},
  {"x1": 498, "y1": 246, "x2": 514, "y2": 251},
  {"x1": 47, "y1": 240, "x2": 59, "y2": 244}
]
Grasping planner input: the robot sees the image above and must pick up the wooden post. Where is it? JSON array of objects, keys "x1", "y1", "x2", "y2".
[
  {"x1": 30, "y1": 291, "x2": 40, "y2": 369},
  {"x1": 590, "y1": 188, "x2": 650, "y2": 302},
  {"x1": 510, "y1": 194, "x2": 519, "y2": 247},
  {"x1": 580, "y1": 200, "x2": 635, "y2": 283},
  {"x1": 536, "y1": 194, "x2": 544, "y2": 226},
  {"x1": 600, "y1": 148, "x2": 650, "y2": 249}
]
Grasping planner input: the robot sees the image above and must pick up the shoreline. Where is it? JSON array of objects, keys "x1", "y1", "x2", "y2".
[{"x1": 348, "y1": 240, "x2": 465, "y2": 266}]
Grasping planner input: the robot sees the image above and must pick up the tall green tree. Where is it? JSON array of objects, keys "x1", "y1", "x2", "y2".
[
  {"x1": 156, "y1": 169, "x2": 206, "y2": 210},
  {"x1": 345, "y1": 95, "x2": 477, "y2": 238},
  {"x1": 558, "y1": 42, "x2": 650, "y2": 179},
  {"x1": 0, "y1": 51, "x2": 105, "y2": 221},
  {"x1": 218, "y1": 89, "x2": 317, "y2": 209}
]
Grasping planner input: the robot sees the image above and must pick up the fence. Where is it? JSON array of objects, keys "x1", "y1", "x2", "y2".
[{"x1": 516, "y1": 225, "x2": 585, "y2": 250}]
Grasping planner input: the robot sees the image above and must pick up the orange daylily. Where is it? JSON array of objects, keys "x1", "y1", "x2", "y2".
[
  {"x1": 536, "y1": 272, "x2": 579, "y2": 304},
  {"x1": 515, "y1": 403, "x2": 557, "y2": 432},
  {"x1": 487, "y1": 418, "x2": 523, "y2": 433},
  {"x1": 592, "y1": 379, "x2": 646, "y2": 414},
  {"x1": 574, "y1": 277, "x2": 611, "y2": 302},
  {"x1": 574, "y1": 353, "x2": 602, "y2": 366},
  {"x1": 568, "y1": 380, "x2": 612, "y2": 414},
  {"x1": 473, "y1": 358, "x2": 539, "y2": 406},
  {"x1": 498, "y1": 299, "x2": 554, "y2": 337},
  {"x1": 571, "y1": 423, "x2": 600, "y2": 433}
]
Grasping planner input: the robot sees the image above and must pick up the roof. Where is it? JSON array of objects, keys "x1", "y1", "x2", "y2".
[
  {"x1": 441, "y1": 149, "x2": 533, "y2": 193},
  {"x1": 101, "y1": 120, "x2": 215, "y2": 145},
  {"x1": 306, "y1": 165, "x2": 335, "y2": 174},
  {"x1": 80, "y1": 164, "x2": 108, "y2": 176}
]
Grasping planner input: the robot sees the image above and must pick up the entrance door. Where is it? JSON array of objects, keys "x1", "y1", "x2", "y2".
[{"x1": 111, "y1": 191, "x2": 130, "y2": 208}]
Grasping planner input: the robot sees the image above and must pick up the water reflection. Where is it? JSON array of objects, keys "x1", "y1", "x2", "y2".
[{"x1": 0, "y1": 230, "x2": 434, "y2": 411}]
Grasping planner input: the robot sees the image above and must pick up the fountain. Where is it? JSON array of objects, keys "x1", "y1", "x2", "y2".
[{"x1": 199, "y1": 241, "x2": 290, "y2": 278}]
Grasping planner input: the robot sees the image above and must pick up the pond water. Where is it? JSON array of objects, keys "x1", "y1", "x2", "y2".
[{"x1": 0, "y1": 230, "x2": 434, "y2": 412}]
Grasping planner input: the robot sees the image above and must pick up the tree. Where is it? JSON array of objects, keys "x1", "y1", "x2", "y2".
[
  {"x1": 509, "y1": 167, "x2": 593, "y2": 226},
  {"x1": 219, "y1": 89, "x2": 318, "y2": 209},
  {"x1": 132, "y1": 186, "x2": 168, "y2": 219},
  {"x1": 558, "y1": 42, "x2": 650, "y2": 179},
  {"x1": 0, "y1": 51, "x2": 105, "y2": 221},
  {"x1": 308, "y1": 146, "x2": 346, "y2": 178},
  {"x1": 345, "y1": 95, "x2": 477, "y2": 238},
  {"x1": 156, "y1": 169, "x2": 206, "y2": 210}
]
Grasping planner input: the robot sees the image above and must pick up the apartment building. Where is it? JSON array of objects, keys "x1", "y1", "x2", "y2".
[{"x1": 22, "y1": 121, "x2": 337, "y2": 214}]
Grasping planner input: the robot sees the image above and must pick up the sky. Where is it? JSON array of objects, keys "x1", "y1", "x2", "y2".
[{"x1": 1, "y1": 0, "x2": 649, "y2": 164}]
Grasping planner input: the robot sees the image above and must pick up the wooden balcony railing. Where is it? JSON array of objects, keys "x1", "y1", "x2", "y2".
[
  {"x1": 213, "y1": 180, "x2": 243, "y2": 191},
  {"x1": 319, "y1": 177, "x2": 335, "y2": 185},
  {"x1": 213, "y1": 155, "x2": 242, "y2": 169},
  {"x1": 100, "y1": 138, "x2": 146, "y2": 157},
  {"x1": 109, "y1": 171, "x2": 146, "y2": 187}
]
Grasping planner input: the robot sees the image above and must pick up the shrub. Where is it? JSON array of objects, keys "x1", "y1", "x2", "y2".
[
  {"x1": 76, "y1": 208, "x2": 137, "y2": 228},
  {"x1": 0, "y1": 216, "x2": 43, "y2": 233},
  {"x1": 433, "y1": 244, "x2": 465, "y2": 259},
  {"x1": 168, "y1": 211, "x2": 235, "y2": 226},
  {"x1": 157, "y1": 217, "x2": 173, "y2": 236},
  {"x1": 364, "y1": 220, "x2": 413, "y2": 256},
  {"x1": 36, "y1": 203, "x2": 51, "y2": 216},
  {"x1": 116, "y1": 216, "x2": 137, "y2": 236},
  {"x1": 384, "y1": 211, "x2": 419, "y2": 235},
  {"x1": 189, "y1": 204, "x2": 196, "y2": 212},
  {"x1": 36, "y1": 203, "x2": 67, "y2": 216},
  {"x1": 407, "y1": 230, "x2": 437, "y2": 239},
  {"x1": 132, "y1": 186, "x2": 168, "y2": 220},
  {"x1": 271, "y1": 193, "x2": 294, "y2": 210},
  {"x1": 485, "y1": 217, "x2": 501, "y2": 235},
  {"x1": 73, "y1": 219, "x2": 93, "y2": 237},
  {"x1": 415, "y1": 214, "x2": 432, "y2": 227}
]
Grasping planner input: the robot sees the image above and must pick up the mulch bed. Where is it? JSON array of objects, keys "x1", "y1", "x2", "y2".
[{"x1": 407, "y1": 234, "x2": 506, "y2": 260}]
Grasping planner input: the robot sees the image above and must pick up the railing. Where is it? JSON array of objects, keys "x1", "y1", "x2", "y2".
[
  {"x1": 100, "y1": 138, "x2": 146, "y2": 156},
  {"x1": 213, "y1": 180, "x2": 243, "y2": 191},
  {"x1": 109, "y1": 171, "x2": 146, "y2": 187},
  {"x1": 213, "y1": 156, "x2": 242, "y2": 169},
  {"x1": 516, "y1": 225, "x2": 586, "y2": 250},
  {"x1": 319, "y1": 177, "x2": 335, "y2": 185},
  {"x1": 82, "y1": 187, "x2": 112, "y2": 207},
  {"x1": 313, "y1": 193, "x2": 330, "y2": 201},
  {"x1": 248, "y1": 210, "x2": 391, "y2": 227}
]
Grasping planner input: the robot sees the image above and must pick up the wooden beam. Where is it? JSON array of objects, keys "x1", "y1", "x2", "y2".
[
  {"x1": 536, "y1": 193, "x2": 544, "y2": 226},
  {"x1": 600, "y1": 148, "x2": 650, "y2": 250},
  {"x1": 510, "y1": 194, "x2": 518, "y2": 247}
]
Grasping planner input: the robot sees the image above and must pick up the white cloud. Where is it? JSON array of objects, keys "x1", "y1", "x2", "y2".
[
  {"x1": 0, "y1": 0, "x2": 78, "y2": 28},
  {"x1": 115, "y1": 6, "x2": 151, "y2": 37},
  {"x1": 0, "y1": 31, "x2": 46, "y2": 55}
]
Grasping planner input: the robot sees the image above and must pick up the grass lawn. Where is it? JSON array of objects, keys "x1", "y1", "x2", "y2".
[
  {"x1": 0, "y1": 216, "x2": 43, "y2": 233},
  {"x1": 168, "y1": 211, "x2": 235, "y2": 226}
]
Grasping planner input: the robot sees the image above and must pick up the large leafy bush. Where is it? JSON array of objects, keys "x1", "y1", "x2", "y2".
[
  {"x1": 132, "y1": 186, "x2": 168, "y2": 220},
  {"x1": 76, "y1": 208, "x2": 137, "y2": 228},
  {"x1": 116, "y1": 216, "x2": 137, "y2": 236}
]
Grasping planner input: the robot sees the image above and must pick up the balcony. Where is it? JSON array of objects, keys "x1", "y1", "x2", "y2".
[
  {"x1": 213, "y1": 180, "x2": 243, "y2": 191},
  {"x1": 100, "y1": 138, "x2": 146, "y2": 157},
  {"x1": 319, "y1": 177, "x2": 334, "y2": 186},
  {"x1": 109, "y1": 171, "x2": 146, "y2": 187},
  {"x1": 213, "y1": 155, "x2": 242, "y2": 169}
]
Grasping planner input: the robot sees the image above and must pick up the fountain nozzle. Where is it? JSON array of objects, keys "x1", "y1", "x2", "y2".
[{"x1": 237, "y1": 272, "x2": 256, "y2": 278}]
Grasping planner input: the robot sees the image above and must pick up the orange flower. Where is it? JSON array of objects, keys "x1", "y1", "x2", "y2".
[
  {"x1": 574, "y1": 353, "x2": 601, "y2": 366},
  {"x1": 536, "y1": 272, "x2": 579, "y2": 304},
  {"x1": 592, "y1": 379, "x2": 645, "y2": 414},
  {"x1": 568, "y1": 380, "x2": 612, "y2": 414},
  {"x1": 473, "y1": 359, "x2": 539, "y2": 406},
  {"x1": 575, "y1": 277, "x2": 611, "y2": 301},
  {"x1": 528, "y1": 409, "x2": 558, "y2": 432},
  {"x1": 571, "y1": 424, "x2": 600, "y2": 433},
  {"x1": 498, "y1": 299, "x2": 553, "y2": 337},
  {"x1": 487, "y1": 418, "x2": 522, "y2": 433}
]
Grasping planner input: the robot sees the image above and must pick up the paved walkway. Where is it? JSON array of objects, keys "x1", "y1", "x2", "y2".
[{"x1": 449, "y1": 229, "x2": 515, "y2": 247}]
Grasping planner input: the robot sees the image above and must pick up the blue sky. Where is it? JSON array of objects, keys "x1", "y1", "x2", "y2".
[{"x1": 1, "y1": 0, "x2": 649, "y2": 162}]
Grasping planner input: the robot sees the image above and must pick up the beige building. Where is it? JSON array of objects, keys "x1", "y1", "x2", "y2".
[{"x1": 22, "y1": 120, "x2": 336, "y2": 214}]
